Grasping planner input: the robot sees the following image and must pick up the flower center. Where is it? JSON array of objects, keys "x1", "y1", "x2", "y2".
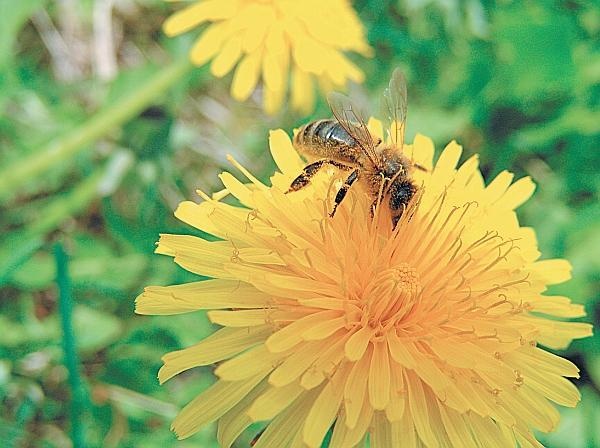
[{"x1": 359, "y1": 263, "x2": 422, "y2": 332}]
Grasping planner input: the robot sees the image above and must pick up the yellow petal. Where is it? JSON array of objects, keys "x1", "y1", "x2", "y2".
[
  {"x1": 156, "y1": 234, "x2": 282, "y2": 277},
  {"x1": 263, "y1": 85, "x2": 285, "y2": 116},
  {"x1": 215, "y1": 344, "x2": 282, "y2": 381},
  {"x1": 339, "y1": 399, "x2": 374, "y2": 447},
  {"x1": 292, "y1": 34, "x2": 325, "y2": 74},
  {"x1": 454, "y1": 154, "x2": 480, "y2": 187},
  {"x1": 484, "y1": 170, "x2": 514, "y2": 203},
  {"x1": 520, "y1": 366, "x2": 581, "y2": 407},
  {"x1": 344, "y1": 345, "x2": 371, "y2": 428},
  {"x1": 210, "y1": 36, "x2": 243, "y2": 77},
  {"x1": 391, "y1": 415, "x2": 417, "y2": 447},
  {"x1": 410, "y1": 133, "x2": 435, "y2": 170},
  {"x1": 135, "y1": 279, "x2": 268, "y2": 315},
  {"x1": 263, "y1": 44, "x2": 288, "y2": 91},
  {"x1": 301, "y1": 316, "x2": 346, "y2": 340},
  {"x1": 470, "y1": 414, "x2": 514, "y2": 448},
  {"x1": 405, "y1": 370, "x2": 439, "y2": 448},
  {"x1": 265, "y1": 310, "x2": 341, "y2": 353},
  {"x1": 530, "y1": 259, "x2": 572, "y2": 284},
  {"x1": 265, "y1": 21, "x2": 286, "y2": 55},
  {"x1": 252, "y1": 388, "x2": 318, "y2": 448},
  {"x1": 159, "y1": 325, "x2": 271, "y2": 384},
  {"x1": 507, "y1": 347, "x2": 581, "y2": 378},
  {"x1": 344, "y1": 326, "x2": 373, "y2": 361},
  {"x1": 218, "y1": 171, "x2": 254, "y2": 206},
  {"x1": 269, "y1": 129, "x2": 304, "y2": 176},
  {"x1": 302, "y1": 365, "x2": 349, "y2": 448},
  {"x1": 529, "y1": 295, "x2": 586, "y2": 317},
  {"x1": 217, "y1": 379, "x2": 268, "y2": 448},
  {"x1": 178, "y1": 200, "x2": 279, "y2": 246},
  {"x1": 499, "y1": 385, "x2": 559, "y2": 432},
  {"x1": 300, "y1": 7, "x2": 343, "y2": 47},
  {"x1": 386, "y1": 332, "x2": 416, "y2": 368},
  {"x1": 300, "y1": 333, "x2": 348, "y2": 390},
  {"x1": 370, "y1": 411, "x2": 392, "y2": 448},
  {"x1": 163, "y1": 0, "x2": 237, "y2": 36},
  {"x1": 240, "y1": 4, "x2": 274, "y2": 53},
  {"x1": 368, "y1": 341, "x2": 390, "y2": 410},
  {"x1": 320, "y1": 50, "x2": 349, "y2": 86},
  {"x1": 291, "y1": 65, "x2": 314, "y2": 114},
  {"x1": 413, "y1": 354, "x2": 460, "y2": 395},
  {"x1": 269, "y1": 339, "x2": 332, "y2": 387},
  {"x1": 247, "y1": 381, "x2": 304, "y2": 421},
  {"x1": 495, "y1": 176, "x2": 536, "y2": 210},
  {"x1": 174, "y1": 200, "x2": 240, "y2": 241},
  {"x1": 155, "y1": 234, "x2": 236, "y2": 278},
  {"x1": 515, "y1": 429, "x2": 545, "y2": 448},
  {"x1": 385, "y1": 362, "x2": 405, "y2": 421},
  {"x1": 367, "y1": 117, "x2": 384, "y2": 140},
  {"x1": 231, "y1": 52, "x2": 262, "y2": 101},
  {"x1": 329, "y1": 418, "x2": 350, "y2": 448},
  {"x1": 189, "y1": 23, "x2": 230, "y2": 66},
  {"x1": 427, "y1": 338, "x2": 496, "y2": 371},
  {"x1": 535, "y1": 320, "x2": 593, "y2": 349},
  {"x1": 438, "y1": 406, "x2": 479, "y2": 448},
  {"x1": 172, "y1": 372, "x2": 267, "y2": 439},
  {"x1": 451, "y1": 375, "x2": 495, "y2": 417},
  {"x1": 433, "y1": 140, "x2": 462, "y2": 178}
]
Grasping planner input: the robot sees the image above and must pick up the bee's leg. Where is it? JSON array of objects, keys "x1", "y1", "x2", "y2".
[
  {"x1": 414, "y1": 163, "x2": 428, "y2": 172},
  {"x1": 370, "y1": 200, "x2": 377, "y2": 217},
  {"x1": 329, "y1": 168, "x2": 360, "y2": 217},
  {"x1": 370, "y1": 174, "x2": 388, "y2": 217},
  {"x1": 286, "y1": 159, "x2": 352, "y2": 193}
]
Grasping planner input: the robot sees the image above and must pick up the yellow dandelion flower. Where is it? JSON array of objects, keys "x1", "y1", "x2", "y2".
[
  {"x1": 136, "y1": 122, "x2": 592, "y2": 447},
  {"x1": 163, "y1": 0, "x2": 372, "y2": 114}
]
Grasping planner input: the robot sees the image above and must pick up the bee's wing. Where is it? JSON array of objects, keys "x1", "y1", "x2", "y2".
[
  {"x1": 382, "y1": 68, "x2": 408, "y2": 148},
  {"x1": 327, "y1": 91, "x2": 381, "y2": 167}
]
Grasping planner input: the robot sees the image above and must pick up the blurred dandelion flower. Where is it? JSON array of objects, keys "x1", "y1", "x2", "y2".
[
  {"x1": 163, "y1": 0, "x2": 372, "y2": 115},
  {"x1": 136, "y1": 122, "x2": 591, "y2": 447}
]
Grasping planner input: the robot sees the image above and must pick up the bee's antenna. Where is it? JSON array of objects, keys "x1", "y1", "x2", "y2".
[{"x1": 413, "y1": 162, "x2": 428, "y2": 173}]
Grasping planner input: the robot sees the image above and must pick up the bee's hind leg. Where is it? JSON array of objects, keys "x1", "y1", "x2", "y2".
[
  {"x1": 329, "y1": 168, "x2": 360, "y2": 217},
  {"x1": 286, "y1": 159, "x2": 352, "y2": 193}
]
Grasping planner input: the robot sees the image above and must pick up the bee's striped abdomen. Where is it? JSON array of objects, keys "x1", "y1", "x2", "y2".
[{"x1": 293, "y1": 119, "x2": 360, "y2": 163}]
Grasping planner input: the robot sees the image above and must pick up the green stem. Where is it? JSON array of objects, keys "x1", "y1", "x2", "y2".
[
  {"x1": 31, "y1": 170, "x2": 104, "y2": 235},
  {"x1": 0, "y1": 152, "x2": 132, "y2": 285},
  {"x1": 0, "y1": 59, "x2": 191, "y2": 202},
  {"x1": 55, "y1": 243, "x2": 86, "y2": 448}
]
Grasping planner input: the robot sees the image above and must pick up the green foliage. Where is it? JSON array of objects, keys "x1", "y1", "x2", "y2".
[{"x1": 0, "y1": 1, "x2": 597, "y2": 447}]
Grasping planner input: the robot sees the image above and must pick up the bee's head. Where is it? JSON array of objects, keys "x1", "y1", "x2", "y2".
[{"x1": 379, "y1": 148, "x2": 410, "y2": 179}]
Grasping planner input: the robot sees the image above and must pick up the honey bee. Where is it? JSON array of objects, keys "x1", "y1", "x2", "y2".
[{"x1": 286, "y1": 69, "x2": 424, "y2": 227}]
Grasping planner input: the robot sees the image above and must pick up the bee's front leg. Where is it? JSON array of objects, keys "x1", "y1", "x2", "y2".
[
  {"x1": 329, "y1": 168, "x2": 360, "y2": 217},
  {"x1": 286, "y1": 159, "x2": 352, "y2": 193}
]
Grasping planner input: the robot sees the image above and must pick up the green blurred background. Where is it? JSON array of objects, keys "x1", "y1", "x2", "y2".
[{"x1": 1, "y1": 0, "x2": 598, "y2": 446}]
